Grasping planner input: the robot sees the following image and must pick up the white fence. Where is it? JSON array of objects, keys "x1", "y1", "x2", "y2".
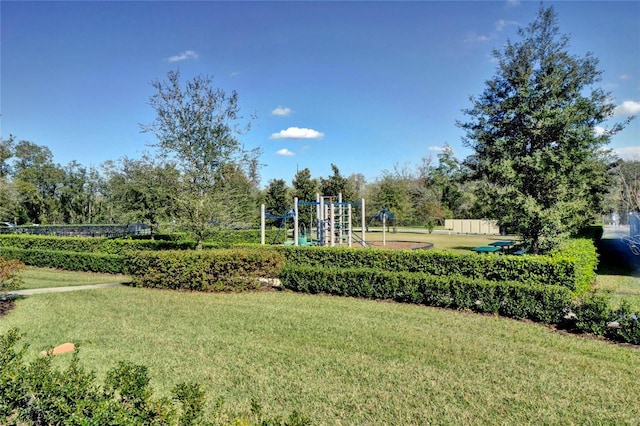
[{"x1": 444, "y1": 219, "x2": 500, "y2": 235}]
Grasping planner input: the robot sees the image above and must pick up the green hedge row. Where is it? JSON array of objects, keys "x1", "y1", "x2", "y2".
[
  {"x1": 124, "y1": 249, "x2": 285, "y2": 292},
  {"x1": 0, "y1": 230, "x2": 285, "y2": 255},
  {"x1": 0, "y1": 235, "x2": 195, "y2": 254},
  {"x1": 0, "y1": 247, "x2": 125, "y2": 274},
  {"x1": 277, "y1": 238, "x2": 597, "y2": 294},
  {"x1": 573, "y1": 293, "x2": 640, "y2": 345},
  {"x1": 280, "y1": 264, "x2": 573, "y2": 324}
]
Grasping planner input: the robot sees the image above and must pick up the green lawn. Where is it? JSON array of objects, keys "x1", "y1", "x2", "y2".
[
  {"x1": 2, "y1": 287, "x2": 639, "y2": 424},
  {"x1": 18, "y1": 267, "x2": 130, "y2": 290},
  {"x1": 595, "y1": 273, "x2": 640, "y2": 311},
  {"x1": 357, "y1": 229, "x2": 514, "y2": 252}
]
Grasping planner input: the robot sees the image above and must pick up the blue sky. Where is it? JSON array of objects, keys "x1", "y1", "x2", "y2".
[{"x1": 2, "y1": 1, "x2": 639, "y2": 188}]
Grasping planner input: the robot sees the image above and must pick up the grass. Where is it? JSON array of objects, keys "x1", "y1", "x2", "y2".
[
  {"x1": 2, "y1": 287, "x2": 639, "y2": 424},
  {"x1": 594, "y1": 273, "x2": 640, "y2": 311},
  {"x1": 357, "y1": 228, "x2": 514, "y2": 252},
  {"x1": 17, "y1": 267, "x2": 130, "y2": 290}
]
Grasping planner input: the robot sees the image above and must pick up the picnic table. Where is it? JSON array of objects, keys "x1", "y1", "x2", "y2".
[
  {"x1": 471, "y1": 245, "x2": 501, "y2": 253},
  {"x1": 489, "y1": 241, "x2": 517, "y2": 253}
]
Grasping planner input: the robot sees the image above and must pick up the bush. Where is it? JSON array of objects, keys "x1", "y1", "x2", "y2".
[
  {"x1": 571, "y1": 293, "x2": 640, "y2": 345},
  {"x1": 1, "y1": 257, "x2": 25, "y2": 292},
  {"x1": 609, "y1": 300, "x2": 640, "y2": 344},
  {"x1": 125, "y1": 249, "x2": 285, "y2": 291},
  {"x1": 0, "y1": 247, "x2": 125, "y2": 274},
  {"x1": 573, "y1": 292, "x2": 612, "y2": 336},
  {"x1": 280, "y1": 265, "x2": 573, "y2": 324},
  {"x1": 0, "y1": 328, "x2": 311, "y2": 425},
  {"x1": 278, "y1": 238, "x2": 597, "y2": 295}
]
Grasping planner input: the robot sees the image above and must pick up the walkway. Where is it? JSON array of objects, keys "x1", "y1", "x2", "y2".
[{"x1": 5, "y1": 283, "x2": 124, "y2": 297}]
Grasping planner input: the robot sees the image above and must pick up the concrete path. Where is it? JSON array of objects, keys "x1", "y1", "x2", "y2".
[{"x1": 6, "y1": 283, "x2": 124, "y2": 297}]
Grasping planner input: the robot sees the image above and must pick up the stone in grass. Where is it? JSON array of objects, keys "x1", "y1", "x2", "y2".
[{"x1": 41, "y1": 342, "x2": 76, "y2": 356}]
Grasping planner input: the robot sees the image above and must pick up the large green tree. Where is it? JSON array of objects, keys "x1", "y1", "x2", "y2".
[
  {"x1": 11, "y1": 140, "x2": 64, "y2": 224},
  {"x1": 104, "y1": 155, "x2": 180, "y2": 238},
  {"x1": 141, "y1": 70, "x2": 255, "y2": 248},
  {"x1": 320, "y1": 164, "x2": 354, "y2": 200},
  {"x1": 458, "y1": 6, "x2": 631, "y2": 253}
]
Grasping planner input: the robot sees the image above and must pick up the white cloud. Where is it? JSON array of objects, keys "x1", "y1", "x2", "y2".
[
  {"x1": 506, "y1": 0, "x2": 521, "y2": 8},
  {"x1": 167, "y1": 50, "x2": 199, "y2": 63},
  {"x1": 594, "y1": 126, "x2": 608, "y2": 136},
  {"x1": 272, "y1": 107, "x2": 292, "y2": 116},
  {"x1": 270, "y1": 127, "x2": 324, "y2": 140},
  {"x1": 619, "y1": 74, "x2": 631, "y2": 81},
  {"x1": 428, "y1": 146, "x2": 444, "y2": 152},
  {"x1": 613, "y1": 146, "x2": 640, "y2": 160},
  {"x1": 494, "y1": 19, "x2": 518, "y2": 32},
  {"x1": 276, "y1": 148, "x2": 295, "y2": 157},
  {"x1": 614, "y1": 100, "x2": 640, "y2": 116},
  {"x1": 466, "y1": 19, "x2": 518, "y2": 43}
]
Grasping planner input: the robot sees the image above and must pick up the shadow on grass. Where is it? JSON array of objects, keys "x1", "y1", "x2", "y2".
[
  {"x1": 451, "y1": 246, "x2": 477, "y2": 251},
  {"x1": 597, "y1": 238, "x2": 640, "y2": 277}
]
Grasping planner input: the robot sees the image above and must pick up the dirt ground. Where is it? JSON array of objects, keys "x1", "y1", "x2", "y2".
[
  {"x1": 367, "y1": 241, "x2": 433, "y2": 250},
  {"x1": 0, "y1": 299, "x2": 15, "y2": 318}
]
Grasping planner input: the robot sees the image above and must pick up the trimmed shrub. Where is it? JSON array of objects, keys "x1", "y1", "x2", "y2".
[
  {"x1": 609, "y1": 300, "x2": 640, "y2": 344},
  {"x1": 125, "y1": 249, "x2": 286, "y2": 291},
  {"x1": 277, "y1": 238, "x2": 597, "y2": 295},
  {"x1": 280, "y1": 265, "x2": 573, "y2": 324},
  {"x1": 571, "y1": 293, "x2": 640, "y2": 345},
  {"x1": 573, "y1": 292, "x2": 612, "y2": 336},
  {"x1": 0, "y1": 247, "x2": 125, "y2": 274}
]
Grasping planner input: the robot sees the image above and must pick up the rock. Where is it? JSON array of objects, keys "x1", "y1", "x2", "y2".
[
  {"x1": 606, "y1": 321, "x2": 622, "y2": 329},
  {"x1": 41, "y1": 342, "x2": 75, "y2": 356}
]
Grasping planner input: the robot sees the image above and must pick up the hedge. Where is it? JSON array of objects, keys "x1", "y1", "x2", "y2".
[
  {"x1": 280, "y1": 264, "x2": 573, "y2": 324},
  {"x1": 0, "y1": 247, "x2": 125, "y2": 274},
  {"x1": 277, "y1": 238, "x2": 597, "y2": 295},
  {"x1": 124, "y1": 249, "x2": 286, "y2": 291},
  {"x1": 0, "y1": 229, "x2": 285, "y2": 255}
]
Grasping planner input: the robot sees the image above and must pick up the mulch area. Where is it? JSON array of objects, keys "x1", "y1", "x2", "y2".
[{"x1": 0, "y1": 299, "x2": 15, "y2": 318}]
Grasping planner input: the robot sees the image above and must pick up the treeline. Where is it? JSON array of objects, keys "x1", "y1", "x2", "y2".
[{"x1": 1, "y1": 135, "x2": 638, "y2": 235}]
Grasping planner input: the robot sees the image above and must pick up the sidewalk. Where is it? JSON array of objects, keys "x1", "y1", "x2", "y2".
[{"x1": 5, "y1": 283, "x2": 124, "y2": 297}]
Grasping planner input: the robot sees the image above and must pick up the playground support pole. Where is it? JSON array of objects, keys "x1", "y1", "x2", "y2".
[
  {"x1": 382, "y1": 212, "x2": 386, "y2": 246},
  {"x1": 338, "y1": 193, "x2": 343, "y2": 246},
  {"x1": 260, "y1": 204, "x2": 266, "y2": 245},
  {"x1": 294, "y1": 197, "x2": 299, "y2": 246},
  {"x1": 348, "y1": 204, "x2": 352, "y2": 248},
  {"x1": 330, "y1": 202, "x2": 335, "y2": 246},
  {"x1": 318, "y1": 194, "x2": 324, "y2": 246},
  {"x1": 361, "y1": 198, "x2": 366, "y2": 247}
]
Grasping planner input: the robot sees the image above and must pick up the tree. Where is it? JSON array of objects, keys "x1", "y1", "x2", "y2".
[
  {"x1": 105, "y1": 155, "x2": 180, "y2": 238},
  {"x1": 0, "y1": 137, "x2": 20, "y2": 224},
  {"x1": 370, "y1": 167, "x2": 414, "y2": 226},
  {"x1": 458, "y1": 6, "x2": 632, "y2": 253},
  {"x1": 141, "y1": 70, "x2": 255, "y2": 249},
  {"x1": 59, "y1": 161, "x2": 107, "y2": 224},
  {"x1": 291, "y1": 168, "x2": 318, "y2": 202},
  {"x1": 264, "y1": 178, "x2": 289, "y2": 218},
  {"x1": 11, "y1": 140, "x2": 64, "y2": 224},
  {"x1": 617, "y1": 160, "x2": 640, "y2": 212},
  {"x1": 320, "y1": 164, "x2": 353, "y2": 199},
  {"x1": 212, "y1": 162, "x2": 261, "y2": 229}
]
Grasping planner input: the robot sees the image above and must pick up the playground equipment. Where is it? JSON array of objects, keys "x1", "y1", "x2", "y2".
[
  {"x1": 370, "y1": 206, "x2": 394, "y2": 247},
  {"x1": 263, "y1": 208, "x2": 296, "y2": 244},
  {"x1": 261, "y1": 193, "x2": 367, "y2": 247}
]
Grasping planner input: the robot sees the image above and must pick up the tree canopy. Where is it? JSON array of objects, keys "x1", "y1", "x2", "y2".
[
  {"x1": 458, "y1": 6, "x2": 632, "y2": 253},
  {"x1": 141, "y1": 70, "x2": 256, "y2": 248}
]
